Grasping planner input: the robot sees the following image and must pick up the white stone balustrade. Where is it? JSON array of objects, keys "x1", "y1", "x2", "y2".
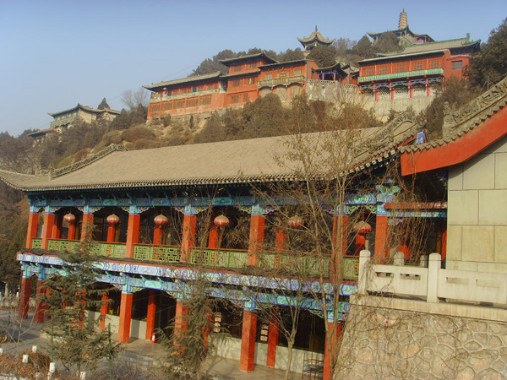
[{"x1": 358, "y1": 250, "x2": 507, "y2": 307}]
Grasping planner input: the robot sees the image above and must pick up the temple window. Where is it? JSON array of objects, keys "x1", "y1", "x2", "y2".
[
  {"x1": 231, "y1": 79, "x2": 241, "y2": 87},
  {"x1": 243, "y1": 94, "x2": 249, "y2": 102},
  {"x1": 200, "y1": 96, "x2": 212, "y2": 106},
  {"x1": 245, "y1": 77, "x2": 256, "y2": 85},
  {"x1": 264, "y1": 73, "x2": 273, "y2": 80},
  {"x1": 413, "y1": 61, "x2": 424, "y2": 70},
  {"x1": 278, "y1": 71, "x2": 288, "y2": 79},
  {"x1": 378, "y1": 67, "x2": 388, "y2": 75},
  {"x1": 452, "y1": 60, "x2": 463, "y2": 70},
  {"x1": 430, "y1": 59, "x2": 441, "y2": 69},
  {"x1": 233, "y1": 65, "x2": 242, "y2": 72},
  {"x1": 396, "y1": 63, "x2": 406, "y2": 73},
  {"x1": 364, "y1": 67, "x2": 374, "y2": 76},
  {"x1": 294, "y1": 69, "x2": 302, "y2": 77},
  {"x1": 247, "y1": 62, "x2": 257, "y2": 69},
  {"x1": 231, "y1": 95, "x2": 240, "y2": 104},
  {"x1": 187, "y1": 98, "x2": 198, "y2": 107}
]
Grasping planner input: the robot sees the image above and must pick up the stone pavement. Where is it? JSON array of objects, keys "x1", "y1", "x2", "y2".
[{"x1": 0, "y1": 311, "x2": 296, "y2": 379}]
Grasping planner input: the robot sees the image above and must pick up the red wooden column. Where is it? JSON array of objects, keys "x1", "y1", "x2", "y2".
[
  {"x1": 208, "y1": 225, "x2": 219, "y2": 249},
  {"x1": 145, "y1": 290, "x2": 157, "y2": 342},
  {"x1": 99, "y1": 287, "x2": 109, "y2": 331},
  {"x1": 247, "y1": 205, "x2": 265, "y2": 266},
  {"x1": 266, "y1": 308, "x2": 280, "y2": 368},
  {"x1": 106, "y1": 214, "x2": 120, "y2": 243},
  {"x1": 18, "y1": 274, "x2": 31, "y2": 319},
  {"x1": 274, "y1": 228, "x2": 287, "y2": 251},
  {"x1": 51, "y1": 214, "x2": 62, "y2": 239},
  {"x1": 374, "y1": 187, "x2": 397, "y2": 261},
  {"x1": 181, "y1": 205, "x2": 197, "y2": 263},
  {"x1": 80, "y1": 206, "x2": 95, "y2": 242},
  {"x1": 323, "y1": 320, "x2": 342, "y2": 380},
  {"x1": 34, "y1": 278, "x2": 46, "y2": 323},
  {"x1": 174, "y1": 298, "x2": 189, "y2": 337},
  {"x1": 25, "y1": 207, "x2": 39, "y2": 249},
  {"x1": 374, "y1": 214, "x2": 389, "y2": 260},
  {"x1": 41, "y1": 207, "x2": 55, "y2": 250},
  {"x1": 118, "y1": 289, "x2": 133, "y2": 343},
  {"x1": 125, "y1": 206, "x2": 141, "y2": 259},
  {"x1": 239, "y1": 304, "x2": 258, "y2": 372}
]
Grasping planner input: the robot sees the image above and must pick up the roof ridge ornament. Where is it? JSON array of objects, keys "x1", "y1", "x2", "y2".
[{"x1": 442, "y1": 75, "x2": 507, "y2": 139}]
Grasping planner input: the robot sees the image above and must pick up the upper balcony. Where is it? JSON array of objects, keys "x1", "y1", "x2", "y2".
[
  {"x1": 50, "y1": 114, "x2": 78, "y2": 128},
  {"x1": 257, "y1": 75, "x2": 306, "y2": 88},
  {"x1": 30, "y1": 238, "x2": 359, "y2": 281}
]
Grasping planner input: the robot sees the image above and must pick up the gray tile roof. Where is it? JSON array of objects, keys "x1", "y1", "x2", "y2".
[{"x1": 0, "y1": 122, "x2": 418, "y2": 192}]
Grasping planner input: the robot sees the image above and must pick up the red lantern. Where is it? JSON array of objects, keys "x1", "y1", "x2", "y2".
[
  {"x1": 154, "y1": 214, "x2": 168, "y2": 227},
  {"x1": 214, "y1": 215, "x2": 230, "y2": 228},
  {"x1": 353, "y1": 221, "x2": 372, "y2": 234},
  {"x1": 63, "y1": 213, "x2": 75, "y2": 223},
  {"x1": 288, "y1": 216, "x2": 304, "y2": 229},
  {"x1": 107, "y1": 214, "x2": 120, "y2": 225}
]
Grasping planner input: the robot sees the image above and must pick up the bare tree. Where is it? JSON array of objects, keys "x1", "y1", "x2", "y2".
[{"x1": 121, "y1": 88, "x2": 149, "y2": 109}]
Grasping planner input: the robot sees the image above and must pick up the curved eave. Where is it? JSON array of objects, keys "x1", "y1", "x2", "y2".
[{"x1": 401, "y1": 105, "x2": 507, "y2": 175}]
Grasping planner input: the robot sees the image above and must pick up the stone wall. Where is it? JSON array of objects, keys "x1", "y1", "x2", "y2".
[
  {"x1": 447, "y1": 135, "x2": 507, "y2": 273},
  {"x1": 337, "y1": 296, "x2": 507, "y2": 379}
]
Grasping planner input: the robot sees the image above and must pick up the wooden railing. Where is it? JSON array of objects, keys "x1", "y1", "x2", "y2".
[
  {"x1": 29, "y1": 238, "x2": 359, "y2": 280},
  {"x1": 133, "y1": 244, "x2": 180, "y2": 263}
]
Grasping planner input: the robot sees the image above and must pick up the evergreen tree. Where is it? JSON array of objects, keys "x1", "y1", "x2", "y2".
[
  {"x1": 43, "y1": 243, "x2": 120, "y2": 377},
  {"x1": 468, "y1": 18, "x2": 507, "y2": 89}
]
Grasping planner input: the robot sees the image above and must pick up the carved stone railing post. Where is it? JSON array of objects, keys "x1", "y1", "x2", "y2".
[
  {"x1": 427, "y1": 253, "x2": 441, "y2": 302},
  {"x1": 358, "y1": 250, "x2": 371, "y2": 295},
  {"x1": 393, "y1": 251, "x2": 405, "y2": 266}
]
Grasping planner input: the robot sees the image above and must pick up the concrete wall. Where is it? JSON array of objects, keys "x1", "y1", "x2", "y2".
[
  {"x1": 86, "y1": 311, "x2": 147, "y2": 340},
  {"x1": 447, "y1": 135, "x2": 507, "y2": 273},
  {"x1": 213, "y1": 336, "x2": 323, "y2": 374},
  {"x1": 337, "y1": 296, "x2": 507, "y2": 379}
]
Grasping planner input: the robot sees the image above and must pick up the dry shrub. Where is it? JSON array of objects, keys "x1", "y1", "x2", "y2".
[
  {"x1": 0, "y1": 349, "x2": 51, "y2": 378},
  {"x1": 122, "y1": 125, "x2": 156, "y2": 143},
  {"x1": 132, "y1": 138, "x2": 163, "y2": 150}
]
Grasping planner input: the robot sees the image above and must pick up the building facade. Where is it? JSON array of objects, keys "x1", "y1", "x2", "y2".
[
  {"x1": 29, "y1": 102, "x2": 120, "y2": 143},
  {"x1": 358, "y1": 36, "x2": 480, "y2": 102}
]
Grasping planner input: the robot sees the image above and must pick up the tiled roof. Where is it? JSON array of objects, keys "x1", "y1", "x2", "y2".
[
  {"x1": 0, "y1": 119, "x2": 420, "y2": 192},
  {"x1": 48, "y1": 104, "x2": 120, "y2": 117},
  {"x1": 374, "y1": 37, "x2": 479, "y2": 58},
  {"x1": 298, "y1": 30, "x2": 334, "y2": 45},
  {"x1": 400, "y1": 76, "x2": 507, "y2": 154},
  {"x1": 219, "y1": 53, "x2": 277, "y2": 66},
  {"x1": 144, "y1": 72, "x2": 222, "y2": 90}
]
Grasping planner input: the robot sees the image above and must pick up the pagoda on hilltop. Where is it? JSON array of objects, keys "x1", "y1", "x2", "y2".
[
  {"x1": 298, "y1": 26, "x2": 334, "y2": 51},
  {"x1": 368, "y1": 9, "x2": 434, "y2": 46}
]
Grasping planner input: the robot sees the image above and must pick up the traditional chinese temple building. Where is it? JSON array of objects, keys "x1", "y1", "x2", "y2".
[
  {"x1": 1, "y1": 77, "x2": 506, "y2": 377},
  {"x1": 358, "y1": 35, "x2": 480, "y2": 101},
  {"x1": 29, "y1": 102, "x2": 120, "y2": 143},
  {"x1": 367, "y1": 9, "x2": 434, "y2": 46},
  {"x1": 145, "y1": 52, "x2": 323, "y2": 120},
  {"x1": 297, "y1": 26, "x2": 334, "y2": 51}
]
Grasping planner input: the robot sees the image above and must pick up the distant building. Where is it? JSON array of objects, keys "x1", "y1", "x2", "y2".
[
  {"x1": 145, "y1": 32, "x2": 357, "y2": 121},
  {"x1": 29, "y1": 100, "x2": 120, "y2": 143},
  {"x1": 367, "y1": 9, "x2": 434, "y2": 46},
  {"x1": 358, "y1": 35, "x2": 480, "y2": 101},
  {"x1": 297, "y1": 26, "x2": 334, "y2": 51}
]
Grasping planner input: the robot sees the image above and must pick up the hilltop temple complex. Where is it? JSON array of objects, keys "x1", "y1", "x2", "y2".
[
  {"x1": 1, "y1": 77, "x2": 505, "y2": 378},
  {"x1": 2, "y1": 11, "x2": 505, "y2": 379}
]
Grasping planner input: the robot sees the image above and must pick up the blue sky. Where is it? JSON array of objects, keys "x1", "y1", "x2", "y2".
[{"x1": 0, "y1": 0, "x2": 505, "y2": 136}]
